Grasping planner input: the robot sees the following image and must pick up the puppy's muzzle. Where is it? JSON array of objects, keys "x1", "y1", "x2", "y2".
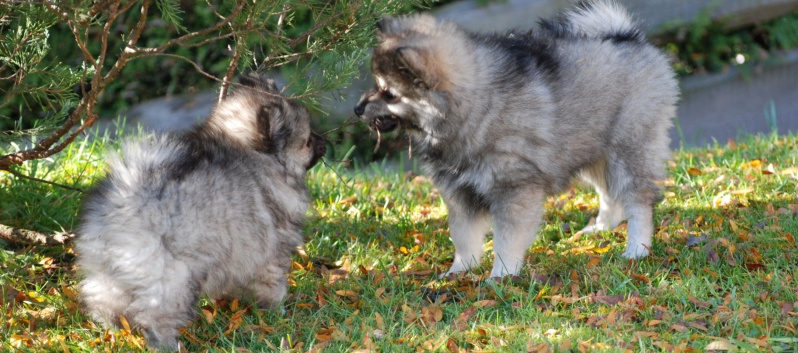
[
  {"x1": 308, "y1": 132, "x2": 326, "y2": 169},
  {"x1": 354, "y1": 103, "x2": 399, "y2": 133}
]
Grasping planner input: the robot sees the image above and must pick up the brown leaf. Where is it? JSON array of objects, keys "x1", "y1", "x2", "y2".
[
  {"x1": 201, "y1": 308, "x2": 214, "y2": 324},
  {"x1": 744, "y1": 263, "x2": 766, "y2": 271},
  {"x1": 473, "y1": 300, "x2": 497, "y2": 308},
  {"x1": 446, "y1": 337, "x2": 459, "y2": 353},
  {"x1": 527, "y1": 342, "x2": 553, "y2": 353},
  {"x1": 784, "y1": 233, "x2": 795, "y2": 245},
  {"x1": 707, "y1": 250, "x2": 719, "y2": 264},
  {"x1": 591, "y1": 294, "x2": 624, "y2": 306},
  {"x1": 531, "y1": 273, "x2": 560, "y2": 286},
  {"x1": 688, "y1": 296, "x2": 712, "y2": 309},
  {"x1": 421, "y1": 306, "x2": 443, "y2": 323},
  {"x1": 335, "y1": 290, "x2": 360, "y2": 301},
  {"x1": 781, "y1": 302, "x2": 794, "y2": 318},
  {"x1": 634, "y1": 331, "x2": 659, "y2": 340},
  {"x1": 687, "y1": 321, "x2": 708, "y2": 331},
  {"x1": 686, "y1": 233, "x2": 708, "y2": 246},
  {"x1": 451, "y1": 307, "x2": 477, "y2": 331}
]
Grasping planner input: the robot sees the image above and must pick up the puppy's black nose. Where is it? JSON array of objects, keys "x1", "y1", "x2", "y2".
[{"x1": 354, "y1": 104, "x2": 365, "y2": 116}]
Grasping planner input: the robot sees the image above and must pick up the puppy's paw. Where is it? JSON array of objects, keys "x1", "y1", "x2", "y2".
[
  {"x1": 144, "y1": 329, "x2": 181, "y2": 352},
  {"x1": 621, "y1": 244, "x2": 650, "y2": 259},
  {"x1": 579, "y1": 223, "x2": 611, "y2": 234},
  {"x1": 439, "y1": 269, "x2": 465, "y2": 280}
]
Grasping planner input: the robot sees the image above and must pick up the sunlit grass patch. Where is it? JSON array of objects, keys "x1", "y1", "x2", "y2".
[{"x1": 1, "y1": 132, "x2": 797, "y2": 352}]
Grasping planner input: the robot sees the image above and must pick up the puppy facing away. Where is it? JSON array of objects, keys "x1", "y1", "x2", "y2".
[
  {"x1": 355, "y1": 1, "x2": 679, "y2": 278},
  {"x1": 76, "y1": 76, "x2": 326, "y2": 351}
]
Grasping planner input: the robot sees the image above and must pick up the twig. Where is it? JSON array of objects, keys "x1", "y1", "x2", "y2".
[
  {"x1": 0, "y1": 224, "x2": 75, "y2": 246},
  {"x1": 2, "y1": 168, "x2": 85, "y2": 193},
  {"x1": 320, "y1": 158, "x2": 353, "y2": 191},
  {"x1": 321, "y1": 116, "x2": 359, "y2": 136}
]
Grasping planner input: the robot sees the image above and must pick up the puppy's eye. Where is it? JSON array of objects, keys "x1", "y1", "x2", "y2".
[{"x1": 380, "y1": 90, "x2": 399, "y2": 103}]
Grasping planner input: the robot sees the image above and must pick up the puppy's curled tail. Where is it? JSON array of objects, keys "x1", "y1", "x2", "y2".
[{"x1": 565, "y1": 1, "x2": 643, "y2": 43}]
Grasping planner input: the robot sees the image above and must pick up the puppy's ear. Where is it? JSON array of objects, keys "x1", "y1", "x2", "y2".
[
  {"x1": 394, "y1": 47, "x2": 443, "y2": 89},
  {"x1": 239, "y1": 75, "x2": 280, "y2": 94},
  {"x1": 376, "y1": 16, "x2": 398, "y2": 39},
  {"x1": 256, "y1": 103, "x2": 290, "y2": 154}
]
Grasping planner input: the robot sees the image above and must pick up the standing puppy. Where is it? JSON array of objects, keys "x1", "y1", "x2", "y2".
[
  {"x1": 355, "y1": 1, "x2": 678, "y2": 278},
  {"x1": 77, "y1": 76, "x2": 326, "y2": 351}
]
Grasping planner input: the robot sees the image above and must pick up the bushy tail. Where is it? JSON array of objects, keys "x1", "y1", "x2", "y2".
[{"x1": 548, "y1": 1, "x2": 643, "y2": 43}]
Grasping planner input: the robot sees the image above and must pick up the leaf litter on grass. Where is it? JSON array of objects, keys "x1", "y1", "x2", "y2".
[{"x1": 2, "y1": 133, "x2": 798, "y2": 351}]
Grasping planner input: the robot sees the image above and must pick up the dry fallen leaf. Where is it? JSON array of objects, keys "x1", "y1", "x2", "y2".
[
  {"x1": 705, "y1": 338, "x2": 733, "y2": 351},
  {"x1": 451, "y1": 307, "x2": 477, "y2": 331}
]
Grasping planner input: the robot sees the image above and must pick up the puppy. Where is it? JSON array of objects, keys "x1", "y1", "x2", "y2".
[
  {"x1": 76, "y1": 76, "x2": 326, "y2": 350},
  {"x1": 355, "y1": 1, "x2": 679, "y2": 278}
]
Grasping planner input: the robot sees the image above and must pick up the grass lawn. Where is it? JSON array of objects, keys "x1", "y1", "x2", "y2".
[{"x1": 1, "y1": 130, "x2": 797, "y2": 352}]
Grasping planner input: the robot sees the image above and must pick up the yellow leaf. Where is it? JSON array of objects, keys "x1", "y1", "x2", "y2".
[
  {"x1": 561, "y1": 245, "x2": 595, "y2": 255},
  {"x1": 119, "y1": 315, "x2": 131, "y2": 331},
  {"x1": 201, "y1": 308, "x2": 214, "y2": 324},
  {"x1": 729, "y1": 219, "x2": 738, "y2": 232},
  {"x1": 687, "y1": 167, "x2": 703, "y2": 176},
  {"x1": 335, "y1": 290, "x2": 359, "y2": 300},
  {"x1": 535, "y1": 287, "x2": 547, "y2": 301},
  {"x1": 779, "y1": 166, "x2": 798, "y2": 175},
  {"x1": 592, "y1": 245, "x2": 611, "y2": 254},
  {"x1": 338, "y1": 196, "x2": 357, "y2": 206},
  {"x1": 742, "y1": 160, "x2": 762, "y2": 170},
  {"x1": 375, "y1": 312, "x2": 385, "y2": 330},
  {"x1": 730, "y1": 188, "x2": 753, "y2": 195},
  {"x1": 713, "y1": 192, "x2": 732, "y2": 208}
]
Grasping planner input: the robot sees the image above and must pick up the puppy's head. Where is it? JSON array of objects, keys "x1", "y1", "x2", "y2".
[
  {"x1": 354, "y1": 15, "x2": 470, "y2": 135},
  {"x1": 206, "y1": 75, "x2": 326, "y2": 170}
]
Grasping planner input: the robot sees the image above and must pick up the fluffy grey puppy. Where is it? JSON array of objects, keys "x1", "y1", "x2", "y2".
[
  {"x1": 76, "y1": 76, "x2": 326, "y2": 351},
  {"x1": 355, "y1": 1, "x2": 678, "y2": 278}
]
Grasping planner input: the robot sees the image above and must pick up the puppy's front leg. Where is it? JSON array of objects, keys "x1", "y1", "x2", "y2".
[
  {"x1": 489, "y1": 188, "x2": 545, "y2": 278},
  {"x1": 443, "y1": 198, "x2": 489, "y2": 277}
]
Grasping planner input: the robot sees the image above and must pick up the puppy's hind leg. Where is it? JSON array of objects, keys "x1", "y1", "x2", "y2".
[
  {"x1": 79, "y1": 273, "x2": 133, "y2": 328},
  {"x1": 125, "y1": 261, "x2": 199, "y2": 351},
  {"x1": 252, "y1": 262, "x2": 289, "y2": 312},
  {"x1": 489, "y1": 187, "x2": 545, "y2": 278},
  {"x1": 579, "y1": 159, "x2": 626, "y2": 234},
  {"x1": 443, "y1": 199, "x2": 489, "y2": 277},
  {"x1": 607, "y1": 153, "x2": 663, "y2": 259},
  {"x1": 621, "y1": 203, "x2": 653, "y2": 259}
]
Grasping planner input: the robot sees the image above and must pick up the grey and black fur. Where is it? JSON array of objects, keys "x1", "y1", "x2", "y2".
[
  {"x1": 355, "y1": 1, "x2": 679, "y2": 278},
  {"x1": 76, "y1": 76, "x2": 326, "y2": 351}
]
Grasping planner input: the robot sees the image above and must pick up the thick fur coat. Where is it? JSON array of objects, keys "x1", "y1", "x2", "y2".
[
  {"x1": 355, "y1": 1, "x2": 679, "y2": 278},
  {"x1": 77, "y1": 76, "x2": 326, "y2": 350}
]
